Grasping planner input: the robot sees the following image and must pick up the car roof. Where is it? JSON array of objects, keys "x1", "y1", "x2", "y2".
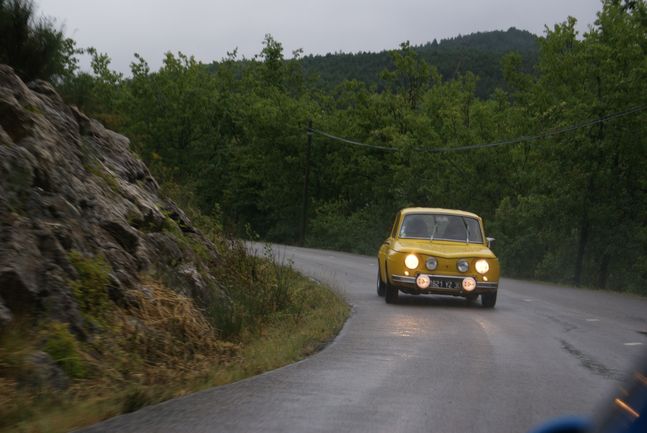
[{"x1": 399, "y1": 207, "x2": 481, "y2": 220}]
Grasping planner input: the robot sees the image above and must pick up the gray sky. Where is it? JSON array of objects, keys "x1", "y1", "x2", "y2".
[{"x1": 37, "y1": 0, "x2": 603, "y2": 75}]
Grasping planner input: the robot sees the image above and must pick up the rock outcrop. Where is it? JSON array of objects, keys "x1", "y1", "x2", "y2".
[{"x1": 0, "y1": 64, "x2": 222, "y2": 333}]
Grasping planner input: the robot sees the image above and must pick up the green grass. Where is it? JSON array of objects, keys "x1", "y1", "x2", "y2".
[
  {"x1": 43, "y1": 322, "x2": 86, "y2": 379},
  {"x1": 85, "y1": 160, "x2": 120, "y2": 193},
  {"x1": 23, "y1": 104, "x2": 43, "y2": 115},
  {"x1": 213, "y1": 276, "x2": 348, "y2": 382},
  {"x1": 68, "y1": 251, "x2": 112, "y2": 320}
]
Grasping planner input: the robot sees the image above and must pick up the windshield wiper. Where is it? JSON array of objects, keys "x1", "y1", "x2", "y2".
[
  {"x1": 461, "y1": 218, "x2": 470, "y2": 244},
  {"x1": 429, "y1": 220, "x2": 438, "y2": 241}
]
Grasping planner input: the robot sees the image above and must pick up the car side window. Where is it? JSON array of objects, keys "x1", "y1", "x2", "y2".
[
  {"x1": 464, "y1": 218, "x2": 483, "y2": 243},
  {"x1": 390, "y1": 213, "x2": 400, "y2": 238}
]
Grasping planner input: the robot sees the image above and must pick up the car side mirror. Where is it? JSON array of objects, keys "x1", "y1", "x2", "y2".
[{"x1": 486, "y1": 237, "x2": 495, "y2": 249}]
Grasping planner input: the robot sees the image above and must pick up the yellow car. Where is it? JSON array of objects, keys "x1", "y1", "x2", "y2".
[{"x1": 377, "y1": 207, "x2": 500, "y2": 307}]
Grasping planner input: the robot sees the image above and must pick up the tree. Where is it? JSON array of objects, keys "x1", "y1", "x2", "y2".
[
  {"x1": 381, "y1": 41, "x2": 433, "y2": 110},
  {"x1": 0, "y1": 0, "x2": 78, "y2": 82},
  {"x1": 495, "y1": 0, "x2": 647, "y2": 289}
]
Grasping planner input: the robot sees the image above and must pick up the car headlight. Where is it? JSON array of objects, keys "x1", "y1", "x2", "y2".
[
  {"x1": 416, "y1": 274, "x2": 431, "y2": 289},
  {"x1": 475, "y1": 259, "x2": 489, "y2": 274},
  {"x1": 457, "y1": 259, "x2": 469, "y2": 273},
  {"x1": 405, "y1": 254, "x2": 419, "y2": 270},
  {"x1": 462, "y1": 277, "x2": 476, "y2": 291},
  {"x1": 425, "y1": 257, "x2": 437, "y2": 271}
]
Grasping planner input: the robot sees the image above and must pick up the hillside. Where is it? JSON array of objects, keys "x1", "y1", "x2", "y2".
[
  {"x1": 300, "y1": 27, "x2": 539, "y2": 97},
  {"x1": 0, "y1": 64, "x2": 347, "y2": 432}
]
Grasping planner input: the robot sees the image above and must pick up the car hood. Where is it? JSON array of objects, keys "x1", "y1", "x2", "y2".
[{"x1": 392, "y1": 238, "x2": 496, "y2": 258}]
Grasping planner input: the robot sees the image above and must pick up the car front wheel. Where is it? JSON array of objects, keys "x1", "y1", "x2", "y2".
[
  {"x1": 481, "y1": 292, "x2": 497, "y2": 308},
  {"x1": 385, "y1": 281, "x2": 399, "y2": 304},
  {"x1": 377, "y1": 268, "x2": 386, "y2": 297}
]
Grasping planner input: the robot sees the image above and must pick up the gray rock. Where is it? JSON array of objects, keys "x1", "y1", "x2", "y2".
[
  {"x1": 0, "y1": 64, "x2": 222, "y2": 333},
  {"x1": 101, "y1": 220, "x2": 139, "y2": 254},
  {"x1": 0, "y1": 143, "x2": 35, "y2": 212},
  {"x1": 178, "y1": 263, "x2": 207, "y2": 294},
  {"x1": 22, "y1": 351, "x2": 70, "y2": 390},
  {"x1": 0, "y1": 264, "x2": 40, "y2": 315},
  {"x1": 0, "y1": 296, "x2": 12, "y2": 326},
  {"x1": 162, "y1": 201, "x2": 196, "y2": 233}
]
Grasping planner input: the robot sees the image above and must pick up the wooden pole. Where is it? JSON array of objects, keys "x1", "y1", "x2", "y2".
[{"x1": 299, "y1": 120, "x2": 312, "y2": 246}]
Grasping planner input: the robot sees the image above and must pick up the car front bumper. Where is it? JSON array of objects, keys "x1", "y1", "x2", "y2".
[{"x1": 391, "y1": 274, "x2": 498, "y2": 296}]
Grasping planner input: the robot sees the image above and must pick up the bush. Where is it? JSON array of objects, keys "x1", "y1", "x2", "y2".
[
  {"x1": 308, "y1": 201, "x2": 389, "y2": 255},
  {"x1": 68, "y1": 250, "x2": 112, "y2": 320}
]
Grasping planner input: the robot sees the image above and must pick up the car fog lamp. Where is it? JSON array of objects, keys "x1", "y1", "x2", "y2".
[
  {"x1": 457, "y1": 259, "x2": 469, "y2": 273},
  {"x1": 462, "y1": 277, "x2": 477, "y2": 291},
  {"x1": 405, "y1": 254, "x2": 419, "y2": 270},
  {"x1": 425, "y1": 257, "x2": 438, "y2": 271},
  {"x1": 475, "y1": 259, "x2": 489, "y2": 274},
  {"x1": 416, "y1": 274, "x2": 431, "y2": 289}
]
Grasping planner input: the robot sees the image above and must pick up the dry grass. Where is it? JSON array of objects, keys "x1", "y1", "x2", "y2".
[
  {"x1": 122, "y1": 281, "x2": 237, "y2": 369},
  {"x1": 0, "y1": 280, "x2": 233, "y2": 432}
]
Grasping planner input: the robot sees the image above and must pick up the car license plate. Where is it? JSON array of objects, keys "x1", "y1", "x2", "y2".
[{"x1": 429, "y1": 278, "x2": 461, "y2": 290}]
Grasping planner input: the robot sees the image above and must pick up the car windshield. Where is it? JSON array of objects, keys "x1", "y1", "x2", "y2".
[{"x1": 398, "y1": 213, "x2": 483, "y2": 243}]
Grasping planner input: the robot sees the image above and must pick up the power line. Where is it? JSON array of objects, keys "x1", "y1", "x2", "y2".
[
  {"x1": 307, "y1": 104, "x2": 647, "y2": 153},
  {"x1": 307, "y1": 128, "x2": 401, "y2": 151}
]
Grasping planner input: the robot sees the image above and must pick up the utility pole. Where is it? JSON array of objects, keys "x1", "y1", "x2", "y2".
[{"x1": 299, "y1": 120, "x2": 312, "y2": 246}]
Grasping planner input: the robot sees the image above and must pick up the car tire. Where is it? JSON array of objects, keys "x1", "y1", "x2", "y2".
[
  {"x1": 377, "y1": 267, "x2": 386, "y2": 297},
  {"x1": 481, "y1": 292, "x2": 497, "y2": 308},
  {"x1": 465, "y1": 293, "x2": 478, "y2": 302},
  {"x1": 385, "y1": 282, "x2": 399, "y2": 304}
]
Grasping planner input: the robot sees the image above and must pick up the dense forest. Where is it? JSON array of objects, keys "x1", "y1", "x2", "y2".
[
  {"x1": 296, "y1": 27, "x2": 539, "y2": 98},
  {"x1": 5, "y1": 0, "x2": 647, "y2": 293}
]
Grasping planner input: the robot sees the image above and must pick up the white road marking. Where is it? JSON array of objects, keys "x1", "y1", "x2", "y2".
[
  {"x1": 523, "y1": 299, "x2": 533, "y2": 302},
  {"x1": 624, "y1": 342, "x2": 643, "y2": 346},
  {"x1": 585, "y1": 318, "x2": 600, "y2": 322}
]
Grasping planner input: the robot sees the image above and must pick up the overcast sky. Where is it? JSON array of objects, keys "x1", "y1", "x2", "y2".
[{"x1": 37, "y1": 0, "x2": 603, "y2": 75}]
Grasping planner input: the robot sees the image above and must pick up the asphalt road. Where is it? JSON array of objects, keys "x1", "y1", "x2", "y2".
[{"x1": 79, "y1": 245, "x2": 647, "y2": 433}]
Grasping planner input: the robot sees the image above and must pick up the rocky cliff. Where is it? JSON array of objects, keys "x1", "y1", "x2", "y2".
[{"x1": 0, "y1": 64, "x2": 223, "y2": 334}]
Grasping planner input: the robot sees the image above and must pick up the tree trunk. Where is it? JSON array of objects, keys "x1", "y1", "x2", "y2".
[
  {"x1": 574, "y1": 211, "x2": 589, "y2": 287},
  {"x1": 598, "y1": 253, "x2": 610, "y2": 289}
]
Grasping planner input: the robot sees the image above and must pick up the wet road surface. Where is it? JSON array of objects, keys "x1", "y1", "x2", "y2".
[{"x1": 79, "y1": 245, "x2": 647, "y2": 433}]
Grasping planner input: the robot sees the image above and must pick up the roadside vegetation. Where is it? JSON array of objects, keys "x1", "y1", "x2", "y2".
[{"x1": 0, "y1": 236, "x2": 348, "y2": 433}]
